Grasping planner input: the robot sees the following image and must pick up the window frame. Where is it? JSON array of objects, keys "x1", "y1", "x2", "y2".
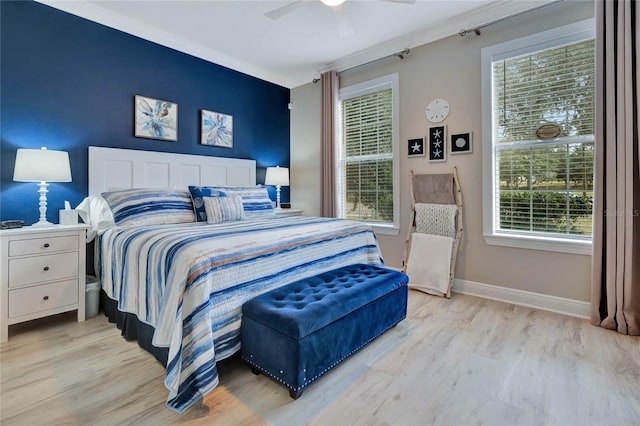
[
  {"x1": 337, "y1": 73, "x2": 400, "y2": 235},
  {"x1": 481, "y1": 19, "x2": 595, "y2": 255}
]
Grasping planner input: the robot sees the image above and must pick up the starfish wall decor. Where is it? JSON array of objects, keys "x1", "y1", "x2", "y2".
[{"x1": 428, "y1": 125, "x2": 447, "y2": 162}]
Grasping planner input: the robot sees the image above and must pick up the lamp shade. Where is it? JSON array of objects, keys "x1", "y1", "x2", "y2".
[
  {"x1": 265, "y1": 166, "x2": 289, "y2": 187},
  {"x1": 13, "y1": 147, "x2": 72, "y2": 182}
]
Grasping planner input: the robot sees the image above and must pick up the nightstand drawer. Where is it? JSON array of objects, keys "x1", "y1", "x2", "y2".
[
  {"x1": 8, "y1": 279, "x2": 79, "y2": 318},
  {"x1": 1, "y1": 224, "x2": 89, "y2": 341},
  {"x1": 9, "y1": 235, "x2": 78, "y2": 257},
  {"x1": 8, "y1": 252, "x2": 79, "y2": 287}
]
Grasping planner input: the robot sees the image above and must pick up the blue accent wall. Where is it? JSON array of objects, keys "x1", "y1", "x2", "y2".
[{"x1": 0, "y1": 1, "x2": 290, "y2": 224}]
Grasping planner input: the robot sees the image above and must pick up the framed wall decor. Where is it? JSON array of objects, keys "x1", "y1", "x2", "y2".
[
  {"x1": 201, "y1": 109, "x2": 233, "y2": 148},
  {"x1": 408, "y1": 138, "x2": 425, "y2": 157},
  {"x1": 428, "y1": 125, "x2": 447, "y2": 162},
  {"x1": 450, "y1": 132, "x2": 473, "y2": 154},
  {"x1": 134, "y1": 95, "x2": 177, "y2": 141}
]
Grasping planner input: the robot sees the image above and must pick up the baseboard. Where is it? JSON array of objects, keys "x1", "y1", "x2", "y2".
[{"x1": 452, "y1": 278, "x2": 590, "y2": 319}]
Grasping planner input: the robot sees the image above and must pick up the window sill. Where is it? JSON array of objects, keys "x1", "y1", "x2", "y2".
[
  {"x1": 484, "y1": 233, "x2": 592, "y2": 255},
  {"x1": 371, "y1": 224, "x2": 400, "y2": 236}
]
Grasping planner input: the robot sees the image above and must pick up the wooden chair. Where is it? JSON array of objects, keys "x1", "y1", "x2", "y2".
[{"x1": 401, "y1": 167, "x2": 463, "y2": 298}]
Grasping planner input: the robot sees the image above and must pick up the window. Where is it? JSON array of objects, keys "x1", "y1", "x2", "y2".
[
  {"x1": 481, "y1": 20, "x2": 595, "y2": 255},
  {"x1": 337, "y1": 73, "x2": 399, "y2": 235}
]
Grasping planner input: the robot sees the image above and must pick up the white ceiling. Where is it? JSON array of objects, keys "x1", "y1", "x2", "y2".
[{"x1": 38, "y1": 0, "x2": 555, "y2": 88}]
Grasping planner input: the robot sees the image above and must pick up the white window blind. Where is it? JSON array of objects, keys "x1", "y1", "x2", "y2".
[
  {"x1": 337, "y1": 75, "x2": 398, "y2": 230},
  {"x1": 492, "y1": 37, "x2": 595, "y2": 239}
]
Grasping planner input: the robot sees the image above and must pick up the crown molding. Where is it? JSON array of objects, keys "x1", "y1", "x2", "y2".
[
  {"x1": 320, "y1": 0, "x2": 560, "y2": 77},
  {"x1": 35, "y1": 0, "x2": 560, "y2": 89},
  {"x1": 35, "y1": 0, "x2": 293, "y2": 88}
]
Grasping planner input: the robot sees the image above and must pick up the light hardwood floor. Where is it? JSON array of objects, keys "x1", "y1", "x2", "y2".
[{"x1": 1, "y1": 291, "x2": 639, "y2": 426}]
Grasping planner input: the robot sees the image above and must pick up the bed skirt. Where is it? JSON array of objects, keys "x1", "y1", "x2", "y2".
[{"x1": 101, "y1": 290, "x2": 169, "y2": 367}]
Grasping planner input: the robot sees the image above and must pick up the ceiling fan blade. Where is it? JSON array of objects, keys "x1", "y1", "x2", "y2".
[
  {"x1": 265, "y1": 0, "x2": 304, "y2": 20},
  {"x1": 333, "y1": 3, "x2": 355, "y2": 38},
  {"x1": 377, "y1": 0, "x2": 416, "y2": 4}
]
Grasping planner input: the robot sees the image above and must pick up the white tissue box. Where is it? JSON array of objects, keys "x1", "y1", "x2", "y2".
[{"x1": 59, "y1": 209, "x2": 78, "y2": 225}]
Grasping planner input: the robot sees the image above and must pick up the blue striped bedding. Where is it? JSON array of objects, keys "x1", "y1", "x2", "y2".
[{"x1": 97, "y1": 215, "x2": 383, "y2": 413}]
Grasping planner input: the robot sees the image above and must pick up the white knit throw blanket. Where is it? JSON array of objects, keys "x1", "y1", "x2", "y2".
[{"x1": 414, "y1": 203, "x2": 457, "y2": 238}]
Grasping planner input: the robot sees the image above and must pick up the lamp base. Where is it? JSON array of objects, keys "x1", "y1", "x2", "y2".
[
  {"x1": 34, "y1": 181, "x2": 53, "y2": 227},
  {"x1": 32, "y1": 220, "x2": 54, "y2": 227},
  {"x1": 275, "y1": 185, "x2": 281, "y2": 209}
]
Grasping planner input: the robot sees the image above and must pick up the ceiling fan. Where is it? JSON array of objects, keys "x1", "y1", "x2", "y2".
[{"x1": 265, "y1": 0, "x2": 416, "y2": 38}]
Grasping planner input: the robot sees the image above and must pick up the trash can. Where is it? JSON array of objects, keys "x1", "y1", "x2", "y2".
[{"x1": 85, "y1": 275, "x2": 101, "y2": 318}]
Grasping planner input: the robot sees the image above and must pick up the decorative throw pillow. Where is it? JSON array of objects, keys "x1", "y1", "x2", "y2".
[
  {"x1": 203, "y1": 195, "x2": 245, "y2": 224},
  {"x1": 414, "y1": 203, "x2": 457, "y2": 238},
  {"x1": 205, "y1": 185, "x2": 274, "y2": 218},
  {"x1": 188, "y1": 185, "x2": 226, "y2": 222},
  {"x1": 101, "y1": 188, "x2": 195, "y2": 227},
  {"x1": 75, "y1": 195, "x2": 116, "y2": 242}
]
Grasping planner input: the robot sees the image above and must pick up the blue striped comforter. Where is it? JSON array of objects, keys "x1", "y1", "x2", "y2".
[{"x1": 98, "y1": 215, "x2": 382, "y2": 413}]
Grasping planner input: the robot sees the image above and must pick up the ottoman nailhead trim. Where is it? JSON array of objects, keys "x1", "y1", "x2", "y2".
[{"x1": 241, "y1": 318, "x2": 403, "y2": 394}]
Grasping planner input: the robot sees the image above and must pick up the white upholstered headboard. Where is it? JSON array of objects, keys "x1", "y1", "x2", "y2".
[{"x1": 88, "y1": 146, "x2": 256, "y2": 195}]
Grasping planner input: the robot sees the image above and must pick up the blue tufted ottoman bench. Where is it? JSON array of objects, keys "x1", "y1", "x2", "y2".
[{"x1": 241, "y1": 263, "x2": 408, "y2": 399}]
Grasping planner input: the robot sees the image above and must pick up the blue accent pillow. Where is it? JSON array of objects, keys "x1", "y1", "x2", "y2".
[
  {"x1": 188, "y1": 185, "x2": 226, "y2": 222},
  {"x1": 101, "y1": 188, "x2": 195, "y2": 226}
]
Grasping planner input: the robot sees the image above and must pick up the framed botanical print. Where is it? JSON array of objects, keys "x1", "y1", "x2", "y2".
[
  {"x1": 134, "y1": 95, "x2": 177, "y2": 141},
  {"x1": 201, "y1": 110, "x2": 233, "y2": 148}
]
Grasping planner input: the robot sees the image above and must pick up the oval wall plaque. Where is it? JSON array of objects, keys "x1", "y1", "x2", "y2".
[{"x1": 536, "y1": 123, "x2": 562, "y2": 139}]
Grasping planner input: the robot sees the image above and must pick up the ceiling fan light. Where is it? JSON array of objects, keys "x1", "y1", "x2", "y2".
[{"x1": 320, "y1": 0, "x2": 346, "y2": 6}]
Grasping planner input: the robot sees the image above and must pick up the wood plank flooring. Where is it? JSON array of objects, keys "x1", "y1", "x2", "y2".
[{"x1": 1, "y1": 291, "x2": 639, "y2": 426}]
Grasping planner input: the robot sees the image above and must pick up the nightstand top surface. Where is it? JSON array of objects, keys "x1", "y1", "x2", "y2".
[
  {"x1": 0, "y1": 224, "x2": 90, "y2": 236},
  {"x1": 274, "y1": 208, "x2": 303, "y2": 216}
]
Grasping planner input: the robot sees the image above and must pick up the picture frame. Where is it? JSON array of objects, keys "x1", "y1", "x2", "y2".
[
  {"x1": 408, "y1": 138, "x2": 425, "y2": 157},
  {"x1": 201, "y1": 109, "x2": 233, "y2": 148},
  {"x1": 134, "y1": 95, "x2": 177, "y2": 141},
  {"x1": 450, "y1": 131, "x2": 473, "y2": 154},
  {"x1": 428, "y1": 125, "x2": 447, "y2": 162}
]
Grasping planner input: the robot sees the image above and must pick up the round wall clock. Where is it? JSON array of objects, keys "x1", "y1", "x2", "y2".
[{"x1": 425, "y1": 98, "x2": 450, "y2": 123}]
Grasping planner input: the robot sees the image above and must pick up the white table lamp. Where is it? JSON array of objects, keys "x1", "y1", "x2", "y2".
[
  {"x1": 13, "y1": 147, "x2": 72, "y2": 227},
  {"x1": 265, "y1": 166, "x2": 289, "y2": 209}
]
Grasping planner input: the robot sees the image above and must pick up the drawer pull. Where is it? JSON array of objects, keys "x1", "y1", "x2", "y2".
[
  {"x1": 43, "y1": 266, "x2": 50, "y2": 272},
  {"x1": 43, "y1": 295, "x2": 49, "y2": 301},
  {"x1": 43, "y1": 243, "x2": 50, "y2": 248}
]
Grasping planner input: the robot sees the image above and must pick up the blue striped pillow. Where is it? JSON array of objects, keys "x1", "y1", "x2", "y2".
[
  {"x1": 204, "y1": 185, "x2": 274, "y2": 218},
  {"x1": 188, "y1": 185, "x2": 226, "y2": 222},
  {"x1": 102, "y1": 188, "x2": 195, "y2": 226},
  {"x1": 203, "y1": 195, "x2": 245, "y2": 223}
]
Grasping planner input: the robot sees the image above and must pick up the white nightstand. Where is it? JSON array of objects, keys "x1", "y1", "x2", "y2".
[
  {"x1": 274, "y1": 209, "x2": 304, "y2": 217},
  {"x1": 0, "y1": 224, "x2": 89, "y2": 342}
]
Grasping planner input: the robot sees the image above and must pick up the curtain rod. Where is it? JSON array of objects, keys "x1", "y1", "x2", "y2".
[
  {"x1": 311, "y1": 1, "x2": 563, "y2": 83},
  {"x1": 458, "y1": 0, "x2": 565, "y2": 37},
  {"x1": 313, "y1": 48, "x2": 410, "y2": 83}
]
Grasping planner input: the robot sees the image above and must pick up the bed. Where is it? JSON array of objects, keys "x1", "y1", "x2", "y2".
[{"x1": 85, "y1": 147, "x2": 383, "y2": 413}]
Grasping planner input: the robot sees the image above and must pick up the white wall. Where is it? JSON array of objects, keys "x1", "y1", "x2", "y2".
[
  {"x1": 291, "y1": 1, "x2": 594, "y2": 302},
  {"x1": 290, "y1": 81, "x2": 322, "y2": 216}
]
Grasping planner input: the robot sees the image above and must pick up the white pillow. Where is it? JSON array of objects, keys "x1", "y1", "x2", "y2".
[{"x1": 75, "y1": 195, "x2": 116, "y2": 242}]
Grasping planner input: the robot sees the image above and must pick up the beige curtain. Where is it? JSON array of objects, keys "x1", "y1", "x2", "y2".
[
  {"x1": 591, "y1": 0, "x2": 640, "y2": 335},
  {"x1": 320, "y1": 70, "x2": 339, "y2": 217}
]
